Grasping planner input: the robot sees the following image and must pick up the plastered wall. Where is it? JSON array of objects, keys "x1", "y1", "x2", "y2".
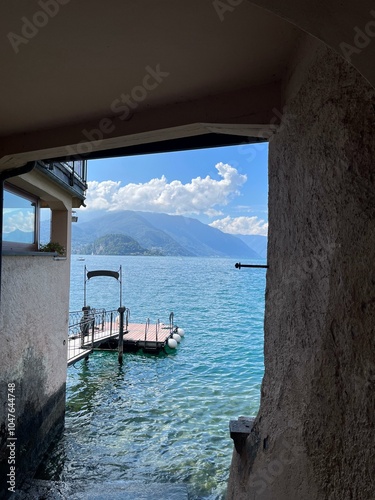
[
  {"x1": 227, "y1": 40, "x2": 375, "y2": 499},
  {"x1": 0, "y1": 253, "x2": 70, "y2": 498}
]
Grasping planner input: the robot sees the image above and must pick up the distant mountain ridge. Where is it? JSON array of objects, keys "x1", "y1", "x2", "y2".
[
  {"x1": 72, "y1": 211, "x2": 193, "y2": 256},
  {"x1": 237, "y1": 234, "x2": 268, "y2": 259},
  {"x1": 82, "y1": 234, "x2": 163, "y2": 256},
  {"x1": 3, "y1": 229, "x2": 33, "y2": 243},
  {"x1": 70, "y1": 210, "x2": 266, "y2": 258}
]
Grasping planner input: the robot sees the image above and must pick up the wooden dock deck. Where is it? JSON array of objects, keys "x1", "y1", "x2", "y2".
[
  {"x1": 122, "y1": 322, "x2": 174, "y2": 352},
  {"x1": 67, "y1": 320, "x2": 176, "y2": 366}
]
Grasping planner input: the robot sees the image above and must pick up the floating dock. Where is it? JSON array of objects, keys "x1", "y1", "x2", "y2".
[
  {"x1": 67, "y1": 313, "x2": 183, "y2": 366},
  {"x1": 102, "y1": 321, "x2": 179, "y2": 353},
  {"x1": 67, "y1": 267, "x2": 184, "y2": 366}
]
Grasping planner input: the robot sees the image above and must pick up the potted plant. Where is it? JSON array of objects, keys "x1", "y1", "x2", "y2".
[{"x1": 39, "y1": 242, "x2": 65, "y2": 256}]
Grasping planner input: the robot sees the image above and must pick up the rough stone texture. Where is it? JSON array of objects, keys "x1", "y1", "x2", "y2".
[
  {"x1": 0, "y1": 255, "x2": 70, "y2": 499},
  {"x1": 227, "y1": 41, "x2": 375, "y2": 499}
]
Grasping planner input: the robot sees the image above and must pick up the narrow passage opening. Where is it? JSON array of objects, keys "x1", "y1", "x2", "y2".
[{"x1": 39, "y1": 142, "x2": 268, "y2": 500}]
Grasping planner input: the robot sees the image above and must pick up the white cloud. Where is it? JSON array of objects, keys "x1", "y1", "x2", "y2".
[
  {"x1": 83, "y1": 180, "x2": 121, "y2": 210},
  {"x1": 3, "y1": 210, "x2": 34, "y2": 233},
  {"x1": 209, "y1": 215, "x2": 268, "y2": 236},
  {"x1": 205, "y1": 208, "x2": 224, "y2": 217},
  {"x1": 235, "y1": 204, "x2": 268, "y2": 215},
  {"x1": 84, "y1": 163, "x2": 247, "y2": 215}
]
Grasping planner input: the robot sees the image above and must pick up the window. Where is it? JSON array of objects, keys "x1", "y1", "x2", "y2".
[
  {"x1": 2, "y1": 184, "x2": 39, "y2": 251},
  {"x1": 40, "y1": 207, "x2": 52, "y2": 245}
]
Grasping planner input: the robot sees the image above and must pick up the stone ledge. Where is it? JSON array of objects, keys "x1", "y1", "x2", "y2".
[{"x1": 229, "y1": 416, "x2": 255, "y2": 454}]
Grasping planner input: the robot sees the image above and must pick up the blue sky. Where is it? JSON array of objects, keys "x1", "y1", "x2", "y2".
[{"x1": 83, "y1": 142, "x2": 269, "y2": 236}]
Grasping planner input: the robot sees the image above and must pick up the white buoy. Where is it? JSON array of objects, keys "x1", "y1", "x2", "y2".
[
  {"x1": 168, "y1": 338, "x2": 178, "y2": 349},
  {"x1": 177, "y1": 328, "x2": 185, "y2": 337},
  {"x1": 172, "y1": 333, "x2": 181, "y2": 343}
]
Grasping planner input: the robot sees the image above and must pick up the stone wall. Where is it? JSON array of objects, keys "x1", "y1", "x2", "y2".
[
  {"x1": 0, "y1": 255, "x2": 70, "y2": 499},
  {"x1": 227, "y1": 41, "x2": 375, "y2": 499}
]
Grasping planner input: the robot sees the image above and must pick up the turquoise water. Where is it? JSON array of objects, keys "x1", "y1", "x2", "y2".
[{"x1": 42, "y1": 256, "x2": 265, "y2": 499}]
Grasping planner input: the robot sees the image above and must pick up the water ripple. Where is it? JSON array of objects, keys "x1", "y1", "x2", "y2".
[{"x1": 40, "y1": 256, "x2": 266, "y2": 499}]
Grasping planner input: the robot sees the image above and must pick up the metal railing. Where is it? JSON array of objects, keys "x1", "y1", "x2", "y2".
[
  {"x1": 68, "y1": 160, "x2": 86, "y2": 183},
  {"x1": 67, "y1": 308, "x2": 119, "y2": 364},
  {"x1": 68, "y1": 308, "x2": 106, "y2": 334},
  {"x1": 59, "y1": 160, "x2": 87, "y2": 185},
  {"x1": 144, "y1": 318, "x2": 150, "y2": 343},
  {"x1": 155, "y1": 319, "x2": 159, "y2": 344},
  {"x1": 67, "y1": 307, "x2": 176, "y2": 363},
  {"x1": 42, "y1": 159, "x2": 87, "y2": 190},
  {"x1": 143, "y1": 318, "x2": 163, "y2": 350}
]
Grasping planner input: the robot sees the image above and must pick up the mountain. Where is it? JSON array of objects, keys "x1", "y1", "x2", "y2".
[
  {"x1": 3, "y1": 229, "x2": 34, "y2": 243},
  {"x1": 82, "y1": 234, "x2": 162, "y2": 256},
  {"x1": 71, "y1": 210, "x2": 263, "y2": 258},
  {"x1": 237, "y1": 235, "x2": 268, "y2": 259},
  {"x1": 72, "y1": 211, "x2": 193, "y2": 256},
  {"x1": 139, "y1": 212, "x2": 262, "y2": 258}
]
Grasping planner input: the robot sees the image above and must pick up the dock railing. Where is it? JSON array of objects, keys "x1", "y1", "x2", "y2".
[
  {"x1": 67, "y1": 307, "x2": 178, "y2": 364},
  {"x1": 67, "y1": 308, "x2": 120, "y2": 365}
]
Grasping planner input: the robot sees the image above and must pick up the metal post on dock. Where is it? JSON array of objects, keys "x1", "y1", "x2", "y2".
[
  {"x1": 81, "y1": 325, "x2": 85, "y2": 349},
  {"x1": 118, "y1": 306, "x2": 125, "y2": 364},
  {"x1": 80, "y1": 306, "x2": 90, "y2": 348},
  {"x1": 125, "y1": 308, "x2": 129, "y2": 332},
  {"x1": 84, "y1": 265, "x2": 87, "y2": 307},
  {"x1": 91, "y1": 319, "x2": 95, "y2": 348}
]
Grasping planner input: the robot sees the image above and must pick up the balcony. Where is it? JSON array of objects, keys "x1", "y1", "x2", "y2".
[{"x1": 37, "y1": 160, "x2": 87, "y2": 201}]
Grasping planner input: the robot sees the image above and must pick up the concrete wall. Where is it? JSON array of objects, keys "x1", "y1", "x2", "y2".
[
  {"x1": 0, "y1": 253, "x2": 70, "y2": 498},
  {"x1": 0, "y1": 170, "x2": 73, "y2": 499},
  {"x1": 227, "y1": 40, "x2": 375, "y2": 499},
  {"x1": 0, "y1": 254, "x2": 70, "y2": 499}
]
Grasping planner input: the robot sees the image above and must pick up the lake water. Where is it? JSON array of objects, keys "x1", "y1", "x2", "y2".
[{"x1": 41, "y1": 255, "x2": 266, "y2": 499}]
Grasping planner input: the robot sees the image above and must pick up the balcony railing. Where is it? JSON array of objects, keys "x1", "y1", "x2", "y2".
[
  {"x1": 59, "y1": 160, "x2": 87, "y2": 185},
  {"x1": 38, "y1": 160, "x2": 87, "y2": 199}
]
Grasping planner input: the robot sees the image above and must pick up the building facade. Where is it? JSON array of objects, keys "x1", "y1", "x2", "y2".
[{"x1": 0, "y1": 161, "x2": 86, "y2": 497}]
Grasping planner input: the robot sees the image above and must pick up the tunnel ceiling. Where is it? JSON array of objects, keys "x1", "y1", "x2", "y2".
[{"x1": 1, "y1": 0, "x2": 373, "y2": 167}]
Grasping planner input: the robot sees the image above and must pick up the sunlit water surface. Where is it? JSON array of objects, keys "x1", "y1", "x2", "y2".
[{"x1": 40, "y1": 256, "x2": 265, "y2": 499}]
